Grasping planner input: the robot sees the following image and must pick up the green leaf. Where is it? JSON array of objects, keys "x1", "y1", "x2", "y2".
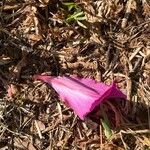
[
  {"x1": 63, "y1": 2, "x2": 75, "y2": 6},
  {"x1": 100, "y1": 105, "x2": 112, "y2": 139},
  {"x1": 63, "y1": 2, "x2": 86, "y2": 24},
  {"x1": 72, "y1": 11, "x2": 84, "y2": 18},
  {"x1": 66, "y1": 11, "x2": 86, "y2": 22},
  {"x1": 66, "y1": 15, "x2": 75, "y2": 22},
  {"x1": 101, "y1": 118, "x2": 112, "y2": 139},
  {"x1": 76, "y1": 16, "x2": 86, "y2": 21},
  {"x1": 63, "y1": 2, "x2": 76, "y2": 11}
]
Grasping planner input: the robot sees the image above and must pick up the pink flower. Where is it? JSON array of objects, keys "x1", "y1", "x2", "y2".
[{"x1": 34, "y1": 75, "x2": 126, "y2": 120}]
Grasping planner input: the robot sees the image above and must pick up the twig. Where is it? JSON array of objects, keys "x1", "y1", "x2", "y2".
[
  {"x1": 131, "y1": 57, "x2": 143, "y2": 72},
  {"x1": 34, "y1": 120, "x2": 43, "y2": 139},
  {"x1": 129, "y1": 47, "x2": 143, "y2": 61},
  {"x1": 121, "y1": 0, "x2": 133, "y2": 28},
  {"x1": 99, "y1": 124, "x2": 103, "y2": 149},
  {"x1": 57, "y1": 102, "x2": 63, "y2": 123},
  {"x1": 120, "y1": 131, "x2": 129, "y2": 150},
  {"x1": 120, "y1": 129, "x2": 150, "y2": 135},
  {"x1": 0, "y1": 4, "x2": 23, "y2": 10},
  {"x1": 126, "y1": 77, "x2": 132, "y2": 101}
]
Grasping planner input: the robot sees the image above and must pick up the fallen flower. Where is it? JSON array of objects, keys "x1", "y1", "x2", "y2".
[{"x1": 34, "y1": 75, "x2": 126, "y2": 120}]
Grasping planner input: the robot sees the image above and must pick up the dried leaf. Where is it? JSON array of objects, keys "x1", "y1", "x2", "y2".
[
  {"x1": 35, "y1": 120, "x2": 46, "y2": 131},
  {"x1": 14, "y1": 138, "x2": 36, "y2": 150}
]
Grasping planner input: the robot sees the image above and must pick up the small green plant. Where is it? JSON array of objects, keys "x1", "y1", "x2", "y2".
[{"x1": 63, "y1": 2, "x2": 86, "y2": 28}]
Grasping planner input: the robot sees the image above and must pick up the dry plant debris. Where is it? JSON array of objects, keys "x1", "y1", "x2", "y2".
[{"x1": 0, "y1": 0, "x2": 150, "y2": 149}]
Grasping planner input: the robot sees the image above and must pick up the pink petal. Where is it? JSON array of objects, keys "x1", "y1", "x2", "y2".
[
  {"x1": 34, "y1": 75, "x2": 126, "y2": 120},
  {"x1": 7, "y1": 84, "x2": 14, "y2": 98}
]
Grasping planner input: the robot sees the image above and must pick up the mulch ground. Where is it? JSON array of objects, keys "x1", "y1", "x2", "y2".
[{"x1": 0, "y1": 0, "x2": 150, "y2": 149}]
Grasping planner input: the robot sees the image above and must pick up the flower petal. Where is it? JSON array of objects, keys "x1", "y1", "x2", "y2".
[{"x1": 34, "y1": 75, "x2": 126, "y2": 120}]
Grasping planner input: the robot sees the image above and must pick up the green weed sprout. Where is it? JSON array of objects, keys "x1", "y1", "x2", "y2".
[{"x1": 63, "y1": 2, "x2": 87, "y2": 28}]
